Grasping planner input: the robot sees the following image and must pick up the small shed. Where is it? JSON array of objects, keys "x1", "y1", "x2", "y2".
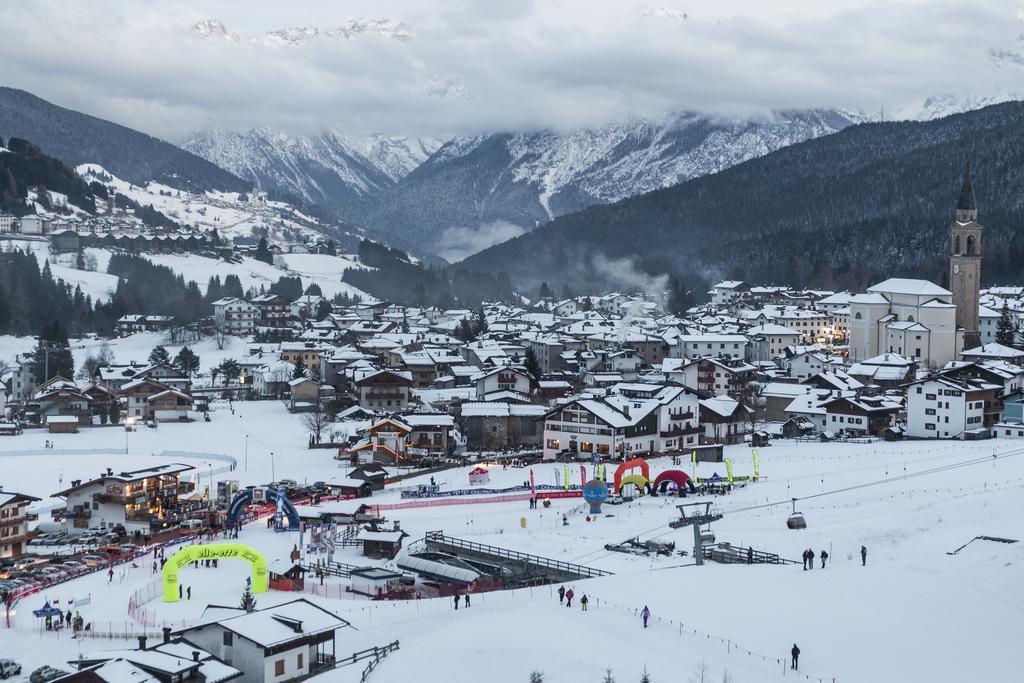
[
  {"x1": 357, "y1": 529, "x2": 408, "y2": 560},
  {"x1": 348, "y1": 464, "x2": 387, "y2": 492},
  {"x1": 468, "y1": 467, "x2": 491, "y2": 485},
  {"x1": 349, "y1": 567, "x2": 404, "y2": 598},
  {"x1": 47, "y1": 415, "x2": 80, "y2": 434},
  {"x1": 325, "y1": 477, "x2": 373, "y2": 499}
]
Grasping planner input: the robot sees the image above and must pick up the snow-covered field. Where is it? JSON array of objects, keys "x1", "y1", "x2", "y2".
[
  {"x1": 1, "y1": 405, "x2": 1022, "y2": 682},
  {"x1": 1, "y1": 234, "x2": 372, "y2": 303},
  {"x1": 0, "y1": 331, "x2": 253, "y2": 379}
]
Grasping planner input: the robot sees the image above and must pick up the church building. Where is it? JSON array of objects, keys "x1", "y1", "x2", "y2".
[{"x1": 849, "y1": 164, "x2": 980, "y2": 368}]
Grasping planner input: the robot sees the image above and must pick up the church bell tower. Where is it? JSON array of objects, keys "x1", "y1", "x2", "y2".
[{"x1": 949, "y1": 161, "x2": 982, "y2": 348}]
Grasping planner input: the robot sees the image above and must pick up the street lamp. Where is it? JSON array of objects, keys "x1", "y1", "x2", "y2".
[{"x1": 270, "y1": 451, "x2": 275, "y2": 483}]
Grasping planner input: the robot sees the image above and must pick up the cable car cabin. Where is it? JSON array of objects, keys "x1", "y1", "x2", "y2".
[{"x1": 787, "y1": 512, "x2": 807, "y2": 529}]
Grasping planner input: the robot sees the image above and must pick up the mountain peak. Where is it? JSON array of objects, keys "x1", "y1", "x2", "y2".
[{"x1": 191, "y1": 17, "x2": 412, "y2": 47}]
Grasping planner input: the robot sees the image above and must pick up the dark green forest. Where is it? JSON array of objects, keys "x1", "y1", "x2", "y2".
[{"x1": 462, "y1": 101, "x2": 1024, "y2": 297}]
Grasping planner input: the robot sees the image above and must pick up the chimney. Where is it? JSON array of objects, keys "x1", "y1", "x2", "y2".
[
  {"x1": 192, "y1": 652, "x2": 200, "y2": 662},
  {"x1": 138, "y1": 636, "x2": 147, "y2": 650},
  {"x1": 162, "y1": 626, "x2": 172, "y2": 644}
]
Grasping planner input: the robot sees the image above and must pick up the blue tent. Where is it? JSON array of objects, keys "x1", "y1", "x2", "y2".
[{"x1": 32, "y1": 601, "x2": 63, "y2": 618}]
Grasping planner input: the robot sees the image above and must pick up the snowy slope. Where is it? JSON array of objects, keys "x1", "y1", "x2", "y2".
[
  {"x1": 355, "y1": 108, "x2": 865, "y2": 256},
  {"x1": 182, "y1": 129, "x2": 441, "y2": 216},
  {"x1": 77, "y1": 163, "x2": 343, "y2": 244},
  {"x1": 896, "y1": 89, "x2": 1022, "y2": 121},
  {"x1": 0, "y1": 429, "x2": 1023, "y2": 682}
]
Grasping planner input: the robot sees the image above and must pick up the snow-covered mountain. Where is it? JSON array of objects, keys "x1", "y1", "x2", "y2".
[
  {"x1": 182, "y1": 128, "x2": 442, "y2": 215},
  {"x1": 352, "y1": 108, "x2": 866, "y2": 259},
  {"x1": 896, "y1": 90, "x2": 1021, "y2": 121},
  {"x1": 191, "y1": 18, "x2": 412, "y2": 46}
]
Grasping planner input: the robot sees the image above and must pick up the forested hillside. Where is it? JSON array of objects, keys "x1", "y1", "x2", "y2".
[
  {"x1": 461, "y1": 102, "x2": 1024, "y2": 297},
  {"x1": 0, "y1": 87, "x2": 248, "y2": 193}
]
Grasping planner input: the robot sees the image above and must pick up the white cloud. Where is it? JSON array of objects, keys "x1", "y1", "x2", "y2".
[
  {"x1": 438, "y1": 221, "x2": 526, "y2": 262},
  {"x1": 0, "y1": 0, "x2": 1020, "y2": 141}
]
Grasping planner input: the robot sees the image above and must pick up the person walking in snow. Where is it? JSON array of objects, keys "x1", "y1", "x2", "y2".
[
  {"x1": 807, "y1": 549, "x2": 815, "y2": 570},
  {"x1": 641, "y1": 606, "x2": 651, "y2": 628},
  {"x1": 861, "y1": 545, "x2": 867, "y2": 566},
  {"x1": 791, "y1": 643, "x2": 800, "y2": 670},
  {"x1": 178, "y1": 584, "x2": 182, "y2": 599},
  {"x1": 453, "y1": 594, "x2": 460, "y2": 610},
  {"x1": 187, "y1": 586, "x2": 191, "y2": 600},
  {"x1": 558, "y1": 586, "x2": 566, "y2": 604},
  {"x1": 802, "y1": 549, "x2": 808, "y2": 570},
  {"x1": 565, "y1": 588, "x2": 574, "y2": 608},
  {"x1": 820, "y1": 550, "x2": 828, "y2": 568},
  {"x1": 464, "y1": 593, "x2": 471, "y2": 608},
  {"x1": 580, "y1": 595, "x2": 589, "y2": 611}
]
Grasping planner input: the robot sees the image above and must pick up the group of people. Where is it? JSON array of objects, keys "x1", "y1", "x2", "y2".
[
  {"x1": 45, "y1": 609, "x2": 85, "y2": 632},
  {"x1": 802, "y1": 548, "x2": 828, "y2": 569},
  {"x1": 452, "y1": 593, "x2": 471, "y2": 609},
  {"x1": 802, "y1": 545, "x2": 868, "y2": 569},
  {"x1": 556, "y1": 585, "x2": 591, "y2": 612},
  {"x1": 557, "y1": 586, "x2": 651, "y2": 627}
]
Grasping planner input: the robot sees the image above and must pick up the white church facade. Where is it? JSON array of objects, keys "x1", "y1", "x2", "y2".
[{"x1": 848, "y1": 279, "x2": 960, "y2": 367}]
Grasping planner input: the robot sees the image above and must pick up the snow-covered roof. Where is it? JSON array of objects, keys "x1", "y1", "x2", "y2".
[
  {"x1": 700, "y1": 395, "x2": 743, "y2": 417},
  {"x1": 402, "y1": 413, "x2": 455, "y2": 428},
  {"x1": 357, "y1": 530, "x2": 406, "y2": 543},
  {"x1": 196, "y1": 599, "x2": 349, "y2": 647},
  {"x1": 867, "y1": 278, "x2": 951, "y2": 297},
  {"x1": 961, "y1": 343, "x2": 1024, "y2": 358}
]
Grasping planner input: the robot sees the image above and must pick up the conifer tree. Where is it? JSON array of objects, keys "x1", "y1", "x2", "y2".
[
  {"x1": 240, "y1": 583, "x2": 257, "y2": 612},
  {"x1": 996, "y1": 303, "x2": 1016, "y2": 346}
]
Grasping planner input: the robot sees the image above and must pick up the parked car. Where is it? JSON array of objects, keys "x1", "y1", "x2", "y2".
[
  {"x1": 0, "y1": 659, "x2": 22, "y2": 679},
  {"x1": 30, "y1": 666, "x2": 67, "y2": 683}
]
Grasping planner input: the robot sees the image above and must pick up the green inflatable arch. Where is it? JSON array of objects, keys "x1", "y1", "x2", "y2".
[{"x1": 163, "y1": 543, "x2": 268, "y2": 602}]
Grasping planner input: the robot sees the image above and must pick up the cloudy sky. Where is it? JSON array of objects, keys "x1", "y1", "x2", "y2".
[{"x1": 0, "y1": 0, "x2": 1021, "y2": 141}]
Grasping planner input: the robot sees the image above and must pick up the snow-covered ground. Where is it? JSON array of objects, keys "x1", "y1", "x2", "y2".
[
  {"x1": 0, "y1": 234, "x2": 372, "y2": 303},
  {"x1": 1, "y1": 407, "x2": 1022, "y2": 682}
]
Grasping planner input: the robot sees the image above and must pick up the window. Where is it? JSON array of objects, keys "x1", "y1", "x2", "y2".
[
  {"x1": 223, "y1": 632, "x2": 233, "y2": 646},
  {"x1": 925, "y1": 409, "x2": 935, "y2": 415},
  {"x1": 275, "y1": 660, "x2": 285, "y2": 676},
  {"x1": 925, "y1": 423, "x2": 936, "y2": 430},
  {"x1": 916, "y1": 387, "x2": 922, "y2": 394},
  {"x1": 925, "y1": 394, "x2": 936, "y2": 400},
  {"x1": 297, "y1": 653, "x2": 304, "y2": 669}
]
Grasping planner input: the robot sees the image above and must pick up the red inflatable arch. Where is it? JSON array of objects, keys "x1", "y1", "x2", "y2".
[
  {"x1": 613, "y1": 457, "x2": 650, "y2": 493},
  {"x1": 653, "y1": 470, "x2": 696, "y2": 493}
]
